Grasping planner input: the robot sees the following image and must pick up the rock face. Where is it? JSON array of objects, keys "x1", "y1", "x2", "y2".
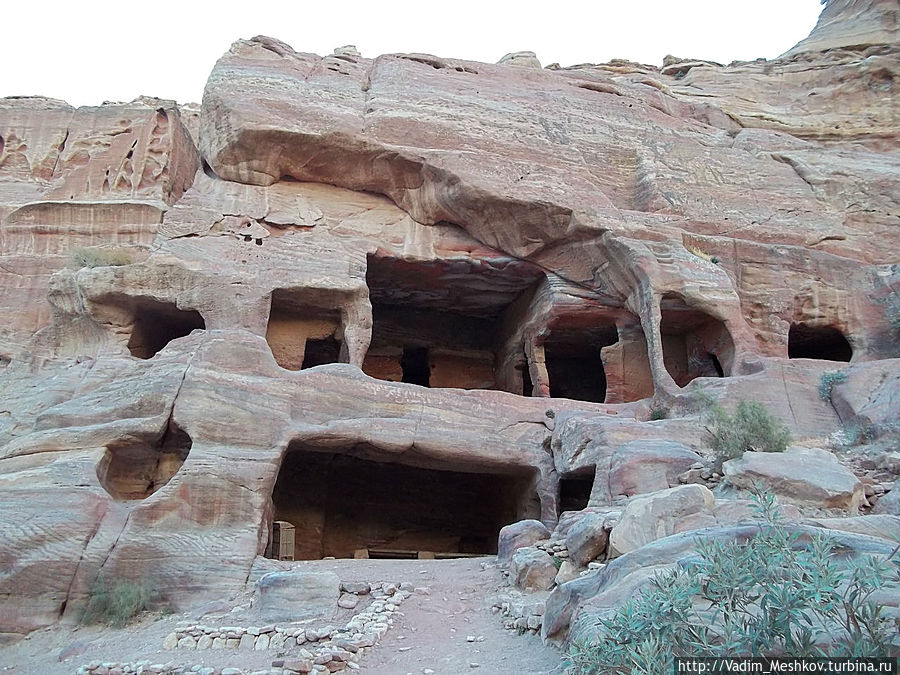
[
  {"x1": 0, "y1": 0, "x2": 898, "y2": 638},
  {"x1": 497, "y1": 520, "x2": 551, "y2": 567},
  {"x1": 723, "y1": 447, "x2": 865, "y2": 510},
  {"x1": 510, "y1": 547, "x2": 558, "y2": 592},
  {"x1": 608, "y1": 485, "x2": 716, "y2": 557}
]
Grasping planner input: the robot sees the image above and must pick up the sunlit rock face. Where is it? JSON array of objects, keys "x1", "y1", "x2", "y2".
[{"x1": 0, "y1": 0, "x2": 898, "y2": 636}]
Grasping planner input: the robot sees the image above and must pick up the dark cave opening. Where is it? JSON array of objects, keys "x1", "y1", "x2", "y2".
[
  {"x1": 660, "y1": 294, "x2": 733, "y2": 387},
  {"x1": 265, "y1": 289, "x2": 343, "y2": 370},
  {"x1": 127, "y1": 299, "x2": 205, "y2": 359},
  {"x1": 558, "y1": 468, "x2": 595, "y2": 513},
  {"x1": 301, "y1": 336, "x2": 342, "y2": 369},
  {"x1": 400, "y1": 346, "x2": 431, "y2": 386},
  {"x1": 545, "y1": 346, "x2": 608, "y2": 403},
  {"x1": 363, "y1": 253, "x2": 543, "y2": 391},
  {"x1": 788, "y1": 324, "x2": 852, "y2": 361},
  {"x1": 268, "y1": 449, "x2": 535, "y2": 560}
]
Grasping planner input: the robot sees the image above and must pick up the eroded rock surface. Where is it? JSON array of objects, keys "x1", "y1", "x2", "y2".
[{"x1": 0, "y1": 0, "x2": 898, "y2": 645}]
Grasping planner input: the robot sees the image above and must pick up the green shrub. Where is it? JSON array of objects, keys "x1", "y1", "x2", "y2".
[
  {"x1": 566, "y1": 492, "x2": 899, "y2": 674},
  {"x1": 649, "y1": 406, "x2": 669, "y2": 421},
  {"x1": 69, "y1": 246, "x2": 132, "y2": 269},
  {"x1": 707, "y1": 400, "x2": 791, "y2": 467},
  {"x1": 819, "y1": 371, "x2": 848, "y2": 401},
  {"x1": 81, "y1": 577, "x2": 152, "y2": 625}
]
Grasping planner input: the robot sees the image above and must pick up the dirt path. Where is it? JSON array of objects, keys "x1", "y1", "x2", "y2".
[{"x1": 0, "y1": 558, "x2": 564, "y2": 675}]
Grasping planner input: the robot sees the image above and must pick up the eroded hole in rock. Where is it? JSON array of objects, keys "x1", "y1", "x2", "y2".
[
  {"x1": 660, "y1": 294, "x2": 734, "y2": 387},
  {"x1": 96, "y1": 424, "x2": 191, "y2": 500},
  {"x1": 400, "y1": 346, "x2": 430, "y2": 386},
  {"x1": 127, "y1": 299, "x2": 205, "y2": 359},
  {"x1": 363, "y1": 254, "x2": 543, "y2": 390},
  {"x1": 788, "y1": 323, "x2": 852, "y2": 361},
  {"x1": 266, "y1": 289, "x2": 343, "y2": 370},
  {"x1": 544, "y1": 325, "x2": 618, "y2": 403},
  {"x1": 269, "y1": 448, "x2": 536, "y2": 560},
  {"x1": 559, "y1": 469, "x2": 595, "y2": 513}
]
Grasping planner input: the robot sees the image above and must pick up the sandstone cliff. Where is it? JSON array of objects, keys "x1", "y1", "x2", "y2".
[{"x1": 0, "y1": 0, "x2": 897, "y2": 641}]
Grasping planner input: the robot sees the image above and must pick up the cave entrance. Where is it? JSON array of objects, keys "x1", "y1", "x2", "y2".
[
  {"x1": 401, "y1": 346, "x2": 431, "y2": 386},
  {"x1": 127, "y1": 299, "x2": 205, "y2": 359},
  {"x1": 268, "y1": 448, "x2": 535, "y2": 560},
  {"x1": 660, "y1": 294, "x2": 734, "y2": 387},
  {"x1": 96, "y1": 423, "x2": 191, "y2": 500},
  {"x1": 541, "y1": 322, "x2": 619, "y2": 403},
  {"x1": 266, "y1": 289, "x2": 343, "y2": 370},
  {"x1": 363, "y1": 254, "x2": 543, "y2": 390},
  {"x1": 559, "y1": 468, "x2": 595, "y2": 513},
  {"x1": 788, "y1": 324, "x2": 852, "y2": 361}
]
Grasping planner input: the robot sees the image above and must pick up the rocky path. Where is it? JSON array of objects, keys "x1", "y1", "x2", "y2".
[{"x1": 0, "y1": 558, "x2": 564, "y2": 675}]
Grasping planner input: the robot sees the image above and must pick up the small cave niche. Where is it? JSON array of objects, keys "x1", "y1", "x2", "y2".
[
  {"x1": 558, "y1": 468, "x2": 595, "y2": 513},
  {"x1": 543, "y1": 323, "x2": 618, "y2": 403},
  {"x1": 96, "y1": 424, "x2": 192, "y2": 500},
  {"x1": 788, "y1": 323, "x2": 852, "y2": 362},
  {"x1": 266, "y1": 289, "x2": 343, "y2": 370},
  {"x1": 268, "y1": 446, "x2": 536, "y2": 560},
  {"x1": 363, "y1": 254, "x2": 543, "y2": 390},
  {"x1": 127, "y1": 299, "x2": 205, "y2": 359},
  {"x1": 660, "y1": 294, "x2": 734, "y2": 387},
  {"x1": 400, "y1": 346, "x2": 431, "y2": 386}
]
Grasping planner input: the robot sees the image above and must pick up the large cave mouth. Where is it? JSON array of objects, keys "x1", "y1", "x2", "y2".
[
  {"x1": 266, "y1": 288, "x2": 343, "y2": 370},
  {"x1": 788, "y1": 323, "x2": 852, "y2": 361},
  {"x1": 660, "y1": 295, "x2": 734, "y2": 387},
  {"x1": 96, "y1": 424, "x2": 192, "y2": 500},
  {"x1": 268, "y1": 448, "x2": 536, "y2": 560},
  {"x1": 127, "y1": 299, "x2": 205, "y2": 359},
  {"x1": 363, "y1": 253, "x2": 543, "y2": 390}
]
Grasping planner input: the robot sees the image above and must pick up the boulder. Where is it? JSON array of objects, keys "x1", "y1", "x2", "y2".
[
  {"x1": 873, "y1": 482, "x2": 899, "y2": 515},
  {"x1": 509, "y1": 547, "x2": 557, "y2": 592},
  {"x1": 255, "y1": 571, "x2": 340, "y2": 622},
  {"x1": 497, "y1": 519, "x2": 550, "y2": 567},
  {"x1": 608, "y1": 485, "x2": 716, "y2": 557},
  {"x1": 607, "y1": 440, "x2": 700, "y2": 498},
  {"x1": 723, "y1": 447, "x2": 864, "y2": 510},
  {"x1": 497, "y1": 51, "x2": 542, "y2": 68},
  {"x1": 806, "y1": 514, "x2": 900, "y2": 543},
  {"x1": 565, "y1": 513, "x2": 609, "y2": 567},
  {"x1": 555, "y1": 560, "x2": 580, "y2": 586}
]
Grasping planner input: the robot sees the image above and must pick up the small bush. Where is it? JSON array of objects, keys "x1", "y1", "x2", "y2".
[
  {"x1": 707, "y1": 400, "x2": 791, "y2": 467},
  {"x1": 832, "y1": 420, "x2": 879, "y2": 450},
  {"x1": 649, "y1": 406, "x2": 669, "y2": 421},
  {"x1": 69, "y1": 247, "x2": 132, "y2": 269},
  {"x1": 819, "y1": 371, "x2": 848, "y2": 401},
  {"x1": 81, "y1": 577, "x2": 152, "y2": 625},
  {"x1": 566, "y1": 492, "x2": 899, "y2": 674}
]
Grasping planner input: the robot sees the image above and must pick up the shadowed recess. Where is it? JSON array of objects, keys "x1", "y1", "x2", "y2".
[
  {"x1": 788, "y1": 323, "x2": 853, "y2": 361},
  {"x1": 268, "y1": 447, "x2": 538, "y2": 560},
  {"x1": 96, "y1": 424, "x2": 192, "y2": 500},
  {"x1": 127, "y1": 299, "x2": 205, "y2": 359}
]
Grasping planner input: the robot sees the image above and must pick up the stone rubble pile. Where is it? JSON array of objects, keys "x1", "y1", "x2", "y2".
[
  {"x1": 81, "y1": 583, "x2": 413, "y2": 675},
  {"x1": 492, "y1": 591, "x2": 547, "y2": 636},
  {"x1": 677, "y1": 461, "x2": 722, "y2": 487}
]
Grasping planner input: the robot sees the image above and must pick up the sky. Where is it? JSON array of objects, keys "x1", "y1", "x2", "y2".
[{"x1": 2, "y1": 0, "x2": 824, "y2": 107}]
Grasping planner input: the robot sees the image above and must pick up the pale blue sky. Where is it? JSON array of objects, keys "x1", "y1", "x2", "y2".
[{"x1": 3, "y1": 0, "x2": 824, "y2": 107}]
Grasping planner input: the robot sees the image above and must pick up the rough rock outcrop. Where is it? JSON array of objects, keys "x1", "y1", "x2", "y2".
[
  {"x1": 498, "y1": 520, "x2": 551, "y2": 567},
  {"x1": 0, "y1": 0, "x2": 898, "y2": 640},
  {"x1": 723, "y1": 447, "x2": 865, "y2": 510}
]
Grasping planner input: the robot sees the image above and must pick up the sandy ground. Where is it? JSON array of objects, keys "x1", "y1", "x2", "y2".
[{"x1": 0, "y1": 558, "x2": 565, "y2": 675}]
